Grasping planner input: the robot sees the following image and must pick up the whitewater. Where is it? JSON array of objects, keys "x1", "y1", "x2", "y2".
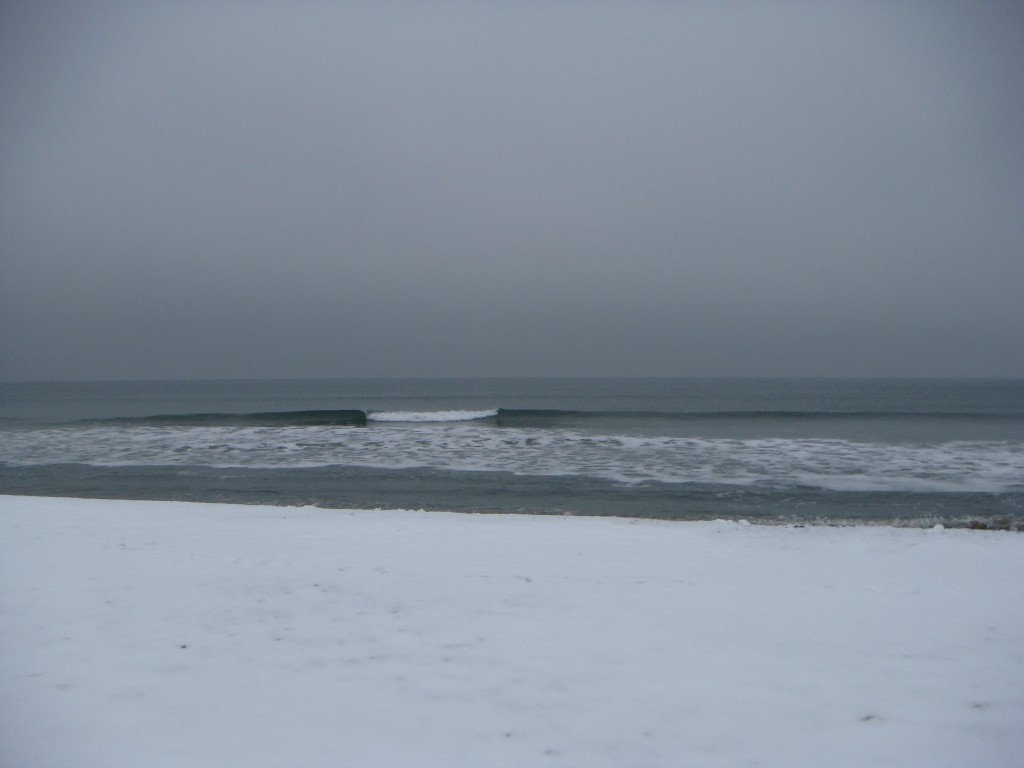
[{"x1": 2, "y1": 423, "x2": 1021, "y2": 495}]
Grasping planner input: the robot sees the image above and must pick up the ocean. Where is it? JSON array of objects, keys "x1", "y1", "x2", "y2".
[{"x1": 1, "y1": 378, "x2": 1021, "y2": 527}]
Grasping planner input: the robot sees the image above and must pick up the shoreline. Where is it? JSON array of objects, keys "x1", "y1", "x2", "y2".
[
  {"x1": 2, "y1": 495, "x2": 1023, "y2": 767},
  {"x1": 1, "y1": 488, "x2": 1021, "y2": 531}
]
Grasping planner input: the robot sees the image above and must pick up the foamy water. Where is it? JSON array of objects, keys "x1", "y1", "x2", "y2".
[{"x1": 2, "y1": 423, "x2": 1020, "y2": 494}]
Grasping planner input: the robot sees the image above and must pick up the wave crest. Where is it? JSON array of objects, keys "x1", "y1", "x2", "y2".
[{"x1": 368, "y1": 409, "x2": 499, "y2": 423}]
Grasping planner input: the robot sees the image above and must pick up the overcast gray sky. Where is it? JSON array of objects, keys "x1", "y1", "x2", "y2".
[{"x1": 1, "y1": 1, "x2": 1022, "y2": 380}]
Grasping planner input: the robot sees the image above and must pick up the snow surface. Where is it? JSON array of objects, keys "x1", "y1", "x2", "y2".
[{"x1": 1, "y1": 495, "x2": 1022, "y2": 768}]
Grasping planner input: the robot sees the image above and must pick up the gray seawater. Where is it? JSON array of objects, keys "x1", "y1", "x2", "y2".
[{"x1": 1, "y1": 378, "x2": 1021, "y2": 527}]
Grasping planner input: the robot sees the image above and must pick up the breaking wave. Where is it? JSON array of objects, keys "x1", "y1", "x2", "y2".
[
  {"x1": 81, "y1": 407, "x2": 1024, "y2": 430},
  {"x1": 368, "y1": 410, "x2": 499, "y2": 423}
]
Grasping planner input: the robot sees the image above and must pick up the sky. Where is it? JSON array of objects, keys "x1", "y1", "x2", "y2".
[{"x1": 1, "y1": 1, "x2": 1022, "y2": 380}]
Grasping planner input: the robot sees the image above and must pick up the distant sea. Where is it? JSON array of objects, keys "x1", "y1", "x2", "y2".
[{"x1": 1, "y1": 378, "x2": 1021, "y2": 527}]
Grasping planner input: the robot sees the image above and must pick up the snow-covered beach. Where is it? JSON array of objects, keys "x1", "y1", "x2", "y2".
[{"x1": 2, "y1": 495, "x2": 1022, "y2": 767}]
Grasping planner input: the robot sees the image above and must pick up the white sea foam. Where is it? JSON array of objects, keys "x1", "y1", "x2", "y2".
[
  {"x1": 368, "y1": 409, "x2": 499, "y2": 422},
  {"x1": 2, "y1": 424, "x2": 1022, "y2": 494}
]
